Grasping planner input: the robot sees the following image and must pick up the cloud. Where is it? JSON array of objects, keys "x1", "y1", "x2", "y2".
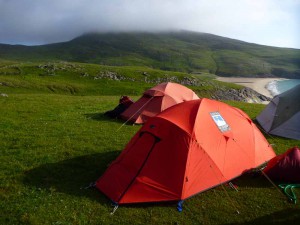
[{"x1": 0, "y1": 0, "x2": 299, "y2": 48}]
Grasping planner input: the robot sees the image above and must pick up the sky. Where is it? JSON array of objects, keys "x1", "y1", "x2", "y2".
[{"x1": 0, "y1": 0, "x2": 299, "y2": 48}]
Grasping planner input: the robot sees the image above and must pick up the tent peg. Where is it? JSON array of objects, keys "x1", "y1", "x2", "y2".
[
  {"x1": 110, "y1": 202, "x2": 119, "y2": 215},
  {"x1": 177, "y1": 200, "x2": 184, "y2": 212}
]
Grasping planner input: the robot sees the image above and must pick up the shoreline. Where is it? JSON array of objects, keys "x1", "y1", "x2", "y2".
[{"x1": 215, "y1": 77, "x2": 286, "y2": 99}]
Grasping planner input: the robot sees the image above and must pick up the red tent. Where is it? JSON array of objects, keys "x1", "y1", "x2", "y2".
[
  {"x1": 263, "y1": 146, "x2": 300, "y2": 183},
  {"x1": 96, "y1": 99, "x2": 275, "y2": 205},
  {"x1": 120, "y1": 82, "x2": 199, "y2": 124}
]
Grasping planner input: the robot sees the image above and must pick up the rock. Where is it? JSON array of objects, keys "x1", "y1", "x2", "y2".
[
  {"x1": 81, "y1": 72, "x2": 89, "y2": 77},
  {"x1": 1, "y1": 93, "x2": 8, "y2": 97},
  {"x1": 212, "y1": 87, "x2": 271, "y2": 103},
  {"x1": 0, "y1": 82, "x2": 9, "y2": 87}
]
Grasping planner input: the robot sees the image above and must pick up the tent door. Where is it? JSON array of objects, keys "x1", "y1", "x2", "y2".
[{"x1": 117, "y1": 131, "x2": 161, "y2": 202}]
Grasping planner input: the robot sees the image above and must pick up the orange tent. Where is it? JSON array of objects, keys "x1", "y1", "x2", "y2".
[
  {"x1": 96, "y1": 98, "x2": 275, "y2": 207},
  {"x1": 120, "y1": 82, "x2": 199, "y2": 124}
]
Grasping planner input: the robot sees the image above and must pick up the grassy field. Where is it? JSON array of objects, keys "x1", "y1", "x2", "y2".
[{"x1": 1, "y1": 62, "x2": 300, "y2": 224}]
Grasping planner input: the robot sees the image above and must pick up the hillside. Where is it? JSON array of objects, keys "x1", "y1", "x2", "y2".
[
  {"x1": 0, "y1": 61, "x2": 270, "y2": 103},
  {"x1": 0, "y1": 31, "x2": 299, "y2": 78}
]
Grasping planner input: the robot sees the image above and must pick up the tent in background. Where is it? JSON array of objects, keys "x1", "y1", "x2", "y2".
[
  {"x1": 256, "y1": 84, "x2": 300, "y2": 140},
  {"x1": 263, "y1": 146, "x2": 300, "y2": 183},
  {"x1": 263, "y1": 146, "x2": 300, "y2": 204},
  {"x1": 96, "y1": 98, "x2": 275, "y2": 206},
  {"x1": 120, "y1": 82, "x2": 199, "y2": 124}
]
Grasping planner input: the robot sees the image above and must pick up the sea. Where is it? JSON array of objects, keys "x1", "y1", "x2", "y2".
[{"x1": 266, "y1": 79, "x2": 300, "y2": 96}]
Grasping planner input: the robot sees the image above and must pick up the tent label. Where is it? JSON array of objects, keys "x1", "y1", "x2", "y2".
[{"x1": 210, "y1": 112, "x2": 230, "y2": 132}]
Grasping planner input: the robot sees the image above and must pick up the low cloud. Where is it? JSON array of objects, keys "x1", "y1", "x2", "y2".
[{"x1": 0, "y1": 0, "x2": 299, "y2": 48}]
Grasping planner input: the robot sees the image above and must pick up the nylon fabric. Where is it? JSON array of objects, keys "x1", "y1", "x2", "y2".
[
  {"x1": 257, "y1": 84, "x2": 300, "y2": 140},
  {"x1": 97, "y1": 98, "x2": 276, "y2": 204},
  {"x1": 120, "y1": 82, "x2": 199, "y2": 124}
]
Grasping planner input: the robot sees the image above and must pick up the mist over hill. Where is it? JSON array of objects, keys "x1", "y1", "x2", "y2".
[{"x1": 0, "y1": 31, "x2": 299, "y2": 78}]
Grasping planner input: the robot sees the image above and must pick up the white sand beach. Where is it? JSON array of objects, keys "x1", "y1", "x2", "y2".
[{"x1": 216, "y1": 77, "x2": 286, "y2": 98}]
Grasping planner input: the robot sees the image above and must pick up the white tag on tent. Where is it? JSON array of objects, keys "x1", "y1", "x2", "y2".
[{"x1": 210, "y1": 112, "x2": 230, "y2": 132}]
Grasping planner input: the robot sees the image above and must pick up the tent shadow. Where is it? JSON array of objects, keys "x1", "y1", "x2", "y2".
[
  {"x1": 84, "y1": 112, "x2": 118, "y2": 122},
  {"x1": 23, "y1": 151, "x2": 121, "y2": 202},
  {"x1": 232, "y1": 172, "x2": 272, "y2": 188},
  {"x1": 23, "y1": 151, "x2": 176, "y2": 209},
  {"x1": 84, "y1": 113, "x2": 138, "y2": 126},
  {"x1": 227, "y1": 208, "x2": 300, "y2": 224},
  {"x1": 84, "y1": 112, "x2": 131, "y2": 124}
]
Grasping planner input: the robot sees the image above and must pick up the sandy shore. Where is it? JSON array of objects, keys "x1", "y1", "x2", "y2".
[{"x1": 215, "y1": 77, "x2": 285, "y2": 98}]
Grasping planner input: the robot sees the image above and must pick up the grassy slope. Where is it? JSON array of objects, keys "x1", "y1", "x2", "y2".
[
  {"x1": 0, "y1": 31, "x2": 299, "y2": 78},
  {"x1": 0, "y1": 61, "x2": 240, "y2": 97},
  {"x1": 1, "y1": 61, "x2": 300, "y2": 224}
]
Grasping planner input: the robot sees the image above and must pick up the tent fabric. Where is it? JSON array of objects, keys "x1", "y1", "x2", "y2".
[
  {"x1": 256, "y1": 84, "x2": 300, "y2": 140},
  {"x1": 120, "y1": 82, "x2": 199, "y2": 124},
  {"x1": 263, "y1": 146, "x2": 300, "y2": 183},
  {"x1": 96, "y1": 98, "x2": 275, "y2": 204}
]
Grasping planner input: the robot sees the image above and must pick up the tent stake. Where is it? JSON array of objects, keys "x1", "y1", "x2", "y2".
[
  {"x1": 110, "y1": 204, "x2": 119, "y2": 215},
  {"x1": 229, "y1": 182, "x2": 238, "y2": 192},
  {"x1": 177, "y1": 200, "x2": 184, "y2": 212}
]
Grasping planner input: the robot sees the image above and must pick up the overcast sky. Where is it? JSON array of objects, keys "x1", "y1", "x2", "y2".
[{"x1": 0, "y1": 0, "x2": 299, "y2": 48}]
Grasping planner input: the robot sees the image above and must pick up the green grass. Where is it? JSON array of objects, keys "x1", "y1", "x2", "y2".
[
  {"x1": 1, "y1": 31, "x2": 299, "y2": 78},
  {"x1": 0, "y1": 61, "x2": 239, "y2": 97},
  {"x1": 1, "y1": 94, "x2": 299, "y2": 225},
  {"x1": 1, "y1": 61, "x2": 300, "y2": 224}
]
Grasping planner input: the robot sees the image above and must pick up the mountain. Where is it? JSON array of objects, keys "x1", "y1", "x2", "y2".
[{"x1": 0, "y1": 31, "x2": 299, "y2": 78}]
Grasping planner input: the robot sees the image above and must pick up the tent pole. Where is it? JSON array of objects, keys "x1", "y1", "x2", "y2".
[{"x1": 116, "y1": 96, "x2": 154, "y2": 131}]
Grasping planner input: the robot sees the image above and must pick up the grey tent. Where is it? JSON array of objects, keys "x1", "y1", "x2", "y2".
[{"x1": 256, "y1": 84, "x2": 300, "y2": 140}]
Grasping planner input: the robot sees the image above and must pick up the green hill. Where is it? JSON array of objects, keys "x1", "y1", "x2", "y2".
[
  {"x1": 0, "y1": 60, "x2": 271, "y2": 103},
  {"x1": 0, "y1": 61, "x2": 237, "y2": 97},
  {"x1": 0, "y1": 31, "x2": 299, "y2": 78}
]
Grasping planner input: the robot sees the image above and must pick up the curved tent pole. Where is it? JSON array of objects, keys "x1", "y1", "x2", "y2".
[{"x1": 116, "y1": 132, "x2": 161, "y2": 203}]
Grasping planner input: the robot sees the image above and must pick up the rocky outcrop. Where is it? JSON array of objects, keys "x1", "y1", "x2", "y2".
[{"x1": 211, "y1": 87, "x2": 271, "y2": 103}]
